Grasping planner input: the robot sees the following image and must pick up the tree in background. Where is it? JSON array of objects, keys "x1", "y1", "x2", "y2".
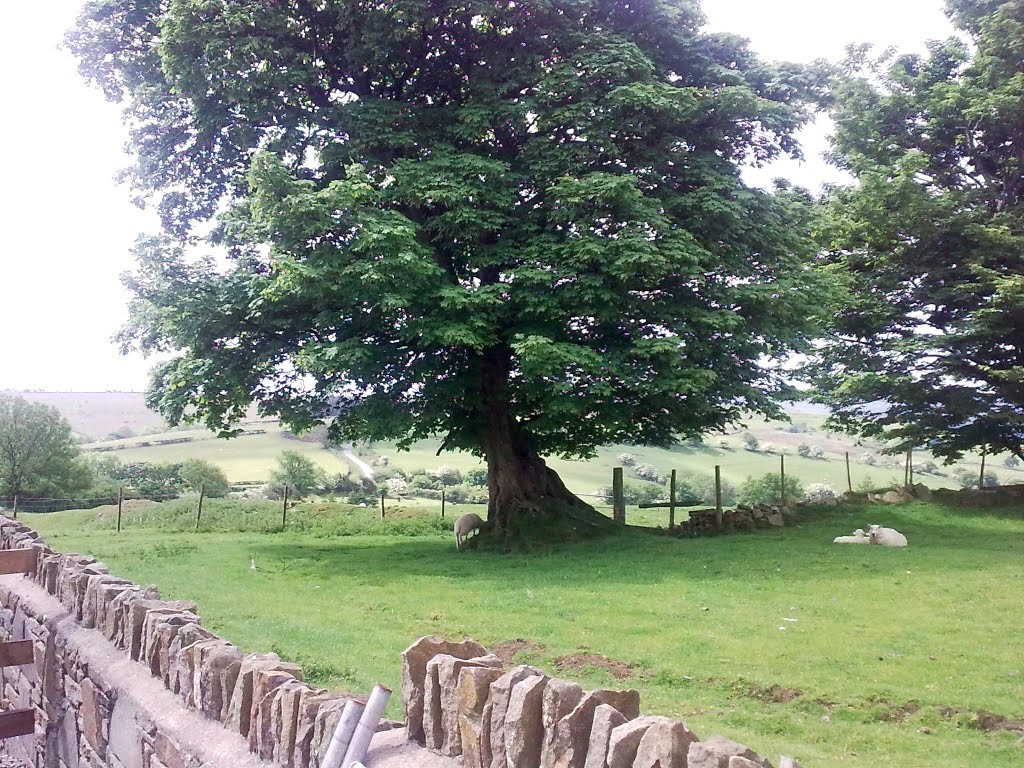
[
  {"x1": 180, "y1": 459, "x2": 230, "y2": 498},
  {"x1": 271, "y1": 451, "x2": 325, "y2": 498},
  {"x1": 70, "y1": 0, "x2": 829, "y2": 537},
  {"x1": 809, "y1": 0, "x2": 1024, "y2": 463},
  {"x1": 0, "y1": 394, "x2": 92, "y2": 499}
]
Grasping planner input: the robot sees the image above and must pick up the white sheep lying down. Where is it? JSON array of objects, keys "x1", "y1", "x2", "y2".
[
  {"x1": 833, "y1": 528, "x2": 870, "y2": 544},
  {"x1": 868, "y1": 524, "x2": 908, "y2": 547}
]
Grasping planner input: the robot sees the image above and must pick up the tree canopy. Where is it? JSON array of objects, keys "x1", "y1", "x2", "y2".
[
  {"x1": 70, "y1": 0, "x2": 829, "y2": 534},
  {"x1": 0, "y1": 394, "x2": 92, "y2": 500},
  {"x1": 809, "y1": 0, "x2": 1024, "y2": 462}
]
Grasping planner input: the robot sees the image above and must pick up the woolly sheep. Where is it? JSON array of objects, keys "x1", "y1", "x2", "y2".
[
  {"x1": 833, "y1": 528, "x2": 870, "y2": 544},
  {"x1": 454, "y1": 512, "x2": 484, "y2": 549},
  {"x1": 868, "y1": 524, "x2": 908, "y2": 547}
]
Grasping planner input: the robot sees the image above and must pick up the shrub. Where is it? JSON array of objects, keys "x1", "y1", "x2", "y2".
[
  {"x1": 1004, "y1": 455, "x2": 1020, "y2": 469},
  {"x1": 683, "y1": 437, "x2": 703, "y2": 448},
  {"x1": 385, "y1": 478, "x2": 409, "y2": 497},
  {"x1": 633, "y1": 464, "x2": 665, "y2": 484},
  {"x1": 982, "y1": 470, "x2": 1000, "y2": 488},
  {"x1": 742, "y1": 433, "x2": 759, "y2": 451},
  {"x1": 718, "y1": 439, "x2": 730, "y2": 450},
  {"x1": 804, "y1": 483, "x2": 837, "y2": 504},
  {"x1": 861, "y1": 452, "x2": 878, "y2": 466},
  {"x1": 739, "y1": 473, "x2": 805, "y2": 506},
  {"x1": 762, "y1": 442, "x2": 777, "y2": 454},
  {"x1": 786, "y1": 422, "x2": 810, "y2": 433},
  {"x1": 429, "y1": 466, "x2": 463, "y2": 486},
  {"x1": 810, "y1": 446, "x2": 825, "y2": 459},
  {"x1": 598, "y1": 483, "x2": 663, "y2": 505},
  {"x1": 683, "y1": 472, "x2": 737, "y2": 506},
  {"x1": 180, "y1": 459, "x2": 230, "y2": 498},
  {"x1": 797, "y1": 443, "x2": 811, "y2": 458},
  {"x1": 465, "y1": 467, "x2": 488, "y2": 487},
  {"x1": 617, "y1": 453, "x2": 637, "y2": 467}
]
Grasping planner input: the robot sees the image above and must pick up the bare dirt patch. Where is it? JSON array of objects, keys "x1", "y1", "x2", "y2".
[
  {"x1": 873, "y1": 699, "x2": 920, "y2": 723},
  {"x1": 491, "y1": 639, "x2": 545, "y2": 665},
  {"x1": 746, "y1": 683, "x2": 802, "y2": 703},
  {"x1": 940, "y1": 707, "x2": 1024, "y2": 733},
  {"x1": 553, "y1": 652, "x2": 635, "y2": 681}
]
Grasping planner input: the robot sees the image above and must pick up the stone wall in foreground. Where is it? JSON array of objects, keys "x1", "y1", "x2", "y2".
[
  {"x1": 399, "y1": 637, "x2": 803, "y2": 768},
  {"x1": 0, "y1": 515, "x2": 387, "y2": 768}
]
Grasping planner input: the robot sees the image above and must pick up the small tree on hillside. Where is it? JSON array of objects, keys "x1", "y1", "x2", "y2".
[
  {"x1": 0, "y1": 394, "x2": 92, "y2": 499},
  {"x1": 270, "y1": 451, "x2": 325, "y2": 498},
  {"x1": 797, "y1": 443, "x2": 811, "y2": 457},
  {"x1": 742, "y1": 433, "x2": 760, "y2": 451},
  {"x1": 1005, "y1": 456, "x2": 1020, "y2": 470},
  {"x1": 180, "y1": 459, "x2": 230, "y2": 498}
]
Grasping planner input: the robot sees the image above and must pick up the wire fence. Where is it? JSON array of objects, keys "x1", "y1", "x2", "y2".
[{"x1": 1, "y1": 491, "x2": 182, "y2": 514}]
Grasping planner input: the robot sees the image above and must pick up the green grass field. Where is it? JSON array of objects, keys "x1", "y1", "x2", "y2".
[{"x1": 23, "y1": 497, "x2": 1024, "y2": 767}]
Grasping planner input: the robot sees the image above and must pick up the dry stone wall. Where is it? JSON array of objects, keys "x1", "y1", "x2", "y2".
[
  {"x1": 0, "y1": 516, "x2": 395, "y2": 768},
  {"x1": 400, "y1": 637, "x2": 804, "y2": 768}
]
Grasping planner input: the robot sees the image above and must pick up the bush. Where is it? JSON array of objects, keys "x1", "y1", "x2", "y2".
[
  {"x1": 1004, "y1": 455, "x2": 1020, "y2": 469},
  {"x1": 742, "y1": 433, "x2": 759, "y2": 451},
  {"x1": 982, "y1": 470, "x2": 1000, "y2": 488},
  {"x1": 683, "y1": 472, "x2": 737, "y2": 506},
  {"x1": 786, "y1": 422, "x2": 810, "y2": 433},
  {"x1": 429, "y1": 466, "x2": 463, "y2": 486},
  {"x1": 598, "y1": 483, "x2": 663, "y2": 505},
  {"x1": 633, "y1": 464, "x2": 665, "y2": 484},
  {"x1": 465, "y1": 467, "x2": 488, "y2": 487},
  {"x1": 797, "y1": 443, "x2": 811, "y2": 458},
  {"x1": 861, "y1": 452, "x2": 878, "y2": 466},
  {"x1": 683, "y1": 437, "x2": 703, "y2": 448},
  {"x1": 804, "y1": 483, "x2": 837, "y2": 504},
  {"x1": 718, "y1": 439, "x2": 730, "y2": 450},
  {"x1": 916, "y1": 460, "x2": 940, "y2": 475},
  {"x1": 180, "y1": 459, "x2": 230, "y2": 498},
  {"x1": 810, "y1": 445, "x2": 825, "y2": 459},
  {"x1": 385, "y1": 478, "x2": 409, "y2": 497},
  {"x1": 324, "y1": 472, "x2": 362, "y2": 494},
  {"x1": 762, "y1": 442, "x2": 777, "y2": 454},
  {"x1": 739, "y1": 473, "x2": 805, "y2": 506},
  {"x1": 617, "y1": 453, "x2": 637, "y2": 467}
]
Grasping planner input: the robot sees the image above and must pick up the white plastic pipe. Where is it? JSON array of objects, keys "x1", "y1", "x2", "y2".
[
  {"x1": 342, "y1": 685, "x2": 392, "y2": 767},
  {"x1": 320, "y1": 698, "x2": 367, "y2": 768}
]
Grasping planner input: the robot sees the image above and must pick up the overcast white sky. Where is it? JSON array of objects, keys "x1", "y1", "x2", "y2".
[{"x1": 0, "y1": 0, "x2": 956, "y2": 393}]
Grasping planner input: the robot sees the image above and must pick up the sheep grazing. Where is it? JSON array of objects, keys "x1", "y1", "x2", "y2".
[
  {"x1": 868, "y1": 524, "x2": 909, "y2": 547},
  {"x1": 833, "y1": 528, "x2": 869, "y2": 544},
  {"x1": 454, "y1": 512, "x2": 484, "y2": 549}
]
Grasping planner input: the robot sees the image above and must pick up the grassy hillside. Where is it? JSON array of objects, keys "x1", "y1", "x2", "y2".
[
  {"x1": 74, "y1": 410, "x2": 1024, "y2": 496},
  {"x1": 22, "y1": 497, "x2": 1024, "y2": 768},
  {"x1": 17, "y1": 391, "x2": 167, "y2": 441}
]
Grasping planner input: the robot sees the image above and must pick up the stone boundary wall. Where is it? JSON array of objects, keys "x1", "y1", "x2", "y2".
[
  {"x1": 399, "y1": 641, "x2": 804, "y2": 768},
  {"x1": 0, "y1": 516, "x2": 398, "y2": 768}
]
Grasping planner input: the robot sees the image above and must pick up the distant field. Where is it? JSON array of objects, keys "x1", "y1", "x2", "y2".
[
  {"x1": 13, "y1": 391, "x2": 1021, "y2": 494},
  {"x1": 23, "y1": 497, "x2": 1024, "y2": 768}
]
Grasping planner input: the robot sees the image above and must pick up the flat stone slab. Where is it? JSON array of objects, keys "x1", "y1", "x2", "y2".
[{"x1": 366, "y1": 728, "x2": 463, "y2": 767}]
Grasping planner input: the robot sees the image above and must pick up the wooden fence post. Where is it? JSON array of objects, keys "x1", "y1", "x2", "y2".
[
  {"x1": 612, "y1": 467, "x2": 625, "y2": 524},
  {"x1": 845, "y1": 451, "x2": 852, "y2": 492},
  {"x1": 282, "y1": 485, "x2": 290, "y2": 529},
  {"x1": 979, "y1": 450, "x2": 986, "y2": 490},
  {"x1": 714, "y1": 465, "x2": 723, "y2": 530},
  {"x1": 441, "y1": 489, "x2": 446, "y2": 518},
  {"x1": 11, "y1": 495, "x2": 16, "y2": 520},
  {"x1": 116, "y1": 487, "x2": 123, "y2": 533},
  {"x1": 780, "y1": 454, "x2": 786, "y2": 505},
  {"x1": 668, "y1": 469, "x2": 676, "y2": 531},
  {"x1": 380, "y1": 491, "x2": 385, "y2": 520},
  {"x1": 909, "y1": 449, "x2": 914, "y2": 486},
  {"x1": 195, "y1": 484, "x2": 205, "y2": 531}
]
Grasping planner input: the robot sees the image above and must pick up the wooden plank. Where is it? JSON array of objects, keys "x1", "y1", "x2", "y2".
[
  {"x1": 0, "y1": 550, "x2": 36, "y2": 576},
  {"x1": 0, "y1": 708, "x2": 34, "y2": 739},
  {"x1": 0, "y1": 640, "x2": 33, "y2": 668}
]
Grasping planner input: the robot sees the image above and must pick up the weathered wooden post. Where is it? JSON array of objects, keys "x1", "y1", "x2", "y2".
[
  {"x1": 979, "y1": 450, "x2": 987, "y2": 490},
  {"x1": 11, "y1": 495, "x2": 17, "y2": 520},
  {"x1": 116, "y1": 487, "x2": 123, "y2": 533},
  {"x1": 380, "y1": 491, "x2": 385, "y2": 520},
  {"x1": 845, "y1": 451, "x2": 852, "y2": 492},
  {"x1": 780, "y1": 454, "x2": 786, "y2": 505},
  {"x1": 282, "y1": 485, "x2": 290, "y2": 529},
  {"x1": 908, "y1": 449, "x2": 914, "y2": 486},
  {"x1": 668, "y1": 469, "x2": 676, "y2": 531},
  {"x1": 612, "y1": 467, "x2": 625, "y2": 524},
  {"x1": 195, "y1": 484, "x2": 206, "y2": 531},
  {"x1": 441, "y1": 489, "x2": 446, "y2": 518},
  {"x1": 714, "y1": 465, "x2": 723, "y2": 530}
]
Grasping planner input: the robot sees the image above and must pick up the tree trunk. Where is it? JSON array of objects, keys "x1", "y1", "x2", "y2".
[{"x1": 479, "y1": 348, "x2": 612, "y2": 541}]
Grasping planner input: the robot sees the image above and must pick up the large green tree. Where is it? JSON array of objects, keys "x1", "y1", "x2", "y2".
[
  {"x1": 808, "y1": 0, "x2": 1024, "y2": 463},
  {"x1": 70, "y1": 0, "x2": 827, "y2": 535},
  {"x1": 0, "y1": 394, "x2": 92, "y2": 500}
]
